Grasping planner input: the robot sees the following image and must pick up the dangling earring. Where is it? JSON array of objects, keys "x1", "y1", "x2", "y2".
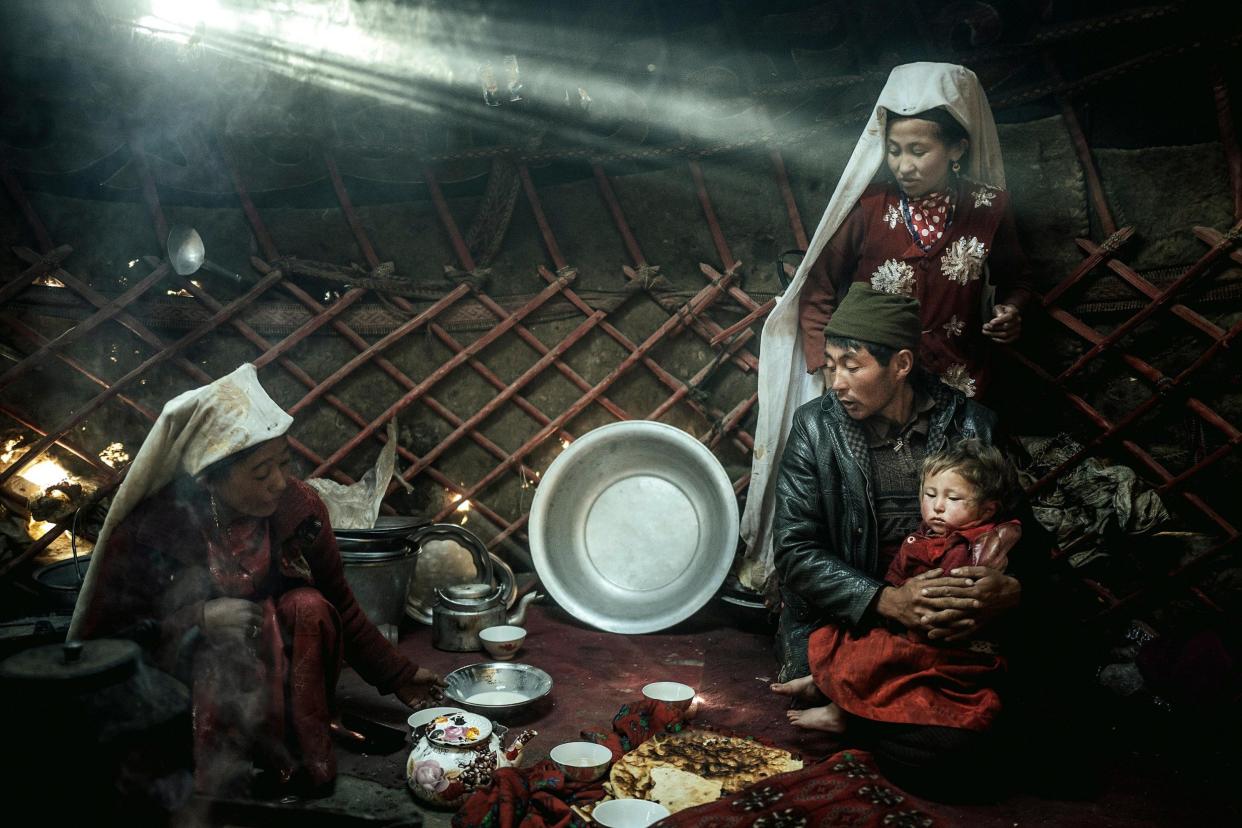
[
  {"x1": 952, "y1": 159, "x2": 961, "y2": 175},
  {"x1": 208, "y1": 489, "x2": 224, "y2": 537}
]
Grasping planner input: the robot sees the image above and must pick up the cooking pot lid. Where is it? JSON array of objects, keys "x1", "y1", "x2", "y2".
[
  {"x1": 0, "y1": 639, "x2": 138, "y2": 687},
  {"x1": 333, "y1": 515, "x2": 427, "y2": 541}
]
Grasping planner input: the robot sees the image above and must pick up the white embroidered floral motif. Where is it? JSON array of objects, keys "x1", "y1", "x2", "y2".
[
  {"x1": 942, "y1": 315, "x2": 964, "y2": 337},
  {"x1": 940, "y1": 364, "x2": 977, "y2": 398},
  {"x1": 870, "y1": 259, "x2": 916, "y2": 296},
  {"x1": 940, "y1": 236, "x2": 987, "y2": 285},
  {"x1": 883, "y1": 204, "x2": 902, "y2": 229},
  {"x1": 972, "y1": 188, "x2": 996, "y2": 208}
]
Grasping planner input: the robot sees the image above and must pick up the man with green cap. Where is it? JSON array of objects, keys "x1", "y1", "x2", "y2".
[{"x1": 768, "y1": 283, "x2": 1031, "y2": 788}]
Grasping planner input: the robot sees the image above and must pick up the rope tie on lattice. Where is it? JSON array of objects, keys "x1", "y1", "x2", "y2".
[
  {"x1": 1097, "y1": 228, "x2": 1131, "y2": 255},
  {"x1": 686, "y1": 384, "x2": 713, "y2": 409},
  {"x1": 552, "y1": 266, "x2": 578, "y2": 288},
  {"x1": 443, "y1": 265, "x2": 493, "y2": 291},
  {"x1": 634, "y1": 264, "x2": 665, "y2": 291},
  {"x1": 1221, "y1": 225, "x2": 1242, "y2": 246}
]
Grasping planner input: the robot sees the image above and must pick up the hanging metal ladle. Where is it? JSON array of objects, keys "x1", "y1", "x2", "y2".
[{"x1": 165, "y1": 225, "x2": 243, "y2": 284}]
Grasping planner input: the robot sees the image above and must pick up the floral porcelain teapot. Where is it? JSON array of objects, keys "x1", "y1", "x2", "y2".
[{"x1": 406, "y1": 709, "x2": 537, "y2": 807}]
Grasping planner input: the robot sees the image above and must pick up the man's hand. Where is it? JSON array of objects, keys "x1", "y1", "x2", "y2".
[
  {"x1": 982, "y1": 303, "x2": 1022, "y2": 344},
  {"x1": 876, "y1": 569, "x2": 975, "y2": 631},
  {"x1": 203, "y1": 597, "x2": 262, "y2": 645},
  {"x1": 918, "y1": 567, "x2": 1021, "y2": 641},
  {"x1": 876, "y1": 567, "x2": 1020, "y2": 641}
]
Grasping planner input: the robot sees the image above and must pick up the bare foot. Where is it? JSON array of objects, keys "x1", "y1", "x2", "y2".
[
  {"x1": 786, "y1": 703, "x2": 847, "y2": 734},
  {"x1": 769, "y1": 675, "x2": 824, "y2": 704}
]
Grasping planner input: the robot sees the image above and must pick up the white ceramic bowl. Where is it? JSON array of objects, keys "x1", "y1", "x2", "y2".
[
  {"x1": 549, "y1": 741, "x2": 613, "y2": 783},
  {"x1": 592, "y1": 799, "x2": 670, "y2": 828},
  {"x1": 478, "y1": 625, "x2": 526, "y2": 660},
  {"x1": 642, "y1": 681, "x2": 695, "y2": 712}
]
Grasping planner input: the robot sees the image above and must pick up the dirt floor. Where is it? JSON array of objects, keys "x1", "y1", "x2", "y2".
[{"x1": 285, "y1": 602, "x2": 1242, "y2": 828}]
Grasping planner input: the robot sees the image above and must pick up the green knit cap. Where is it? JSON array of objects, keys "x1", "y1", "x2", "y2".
[{"x1": 822, "y1": 282, "x2": 921, "y2": 351}]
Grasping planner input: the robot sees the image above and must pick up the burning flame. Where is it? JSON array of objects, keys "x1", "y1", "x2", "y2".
[
  {"x1": 18, "y1": 458, "x2": 71, "y2": 490},
  {"x1": 560, "y1": 439, "x2": 571, "y2": 450},
  {"x1": 447, "y1": 489, "x2": 472, "y2": 525},
  {"x1": 99, "y1": 443, "x2": 129, "y2": 468},
  {"x1": 0, "y1": 438, "x2": 19, "y2": 464},
  {"x1": 27, "y1": 515, "x2": 57, "y2": 540}
]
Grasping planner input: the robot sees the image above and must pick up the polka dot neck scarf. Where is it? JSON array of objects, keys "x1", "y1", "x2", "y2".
[{"x1": 900, "y1": 189, "x2": 955, "y2": 252}]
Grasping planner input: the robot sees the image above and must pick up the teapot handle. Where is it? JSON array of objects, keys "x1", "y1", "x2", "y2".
[{"x1": 412, "y1": 524, "x2": 494, "y2": 588}]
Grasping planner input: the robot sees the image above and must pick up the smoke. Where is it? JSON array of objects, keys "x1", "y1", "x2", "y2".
[{"x1": 19, "y1": 0, "x2": 816, "y2": 160}]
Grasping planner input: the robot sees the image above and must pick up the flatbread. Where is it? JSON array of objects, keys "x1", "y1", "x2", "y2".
[
  {"x1": 649, "y1": 766, "x2": 723, "y2": 812},
  {"x1": 607, "y1": 729, "x2": 801, "y2": 811}
]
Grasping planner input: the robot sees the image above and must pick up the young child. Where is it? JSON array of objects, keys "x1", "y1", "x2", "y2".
[{"x1": 776, "y1": 439, "x2": 1022, "y2": 734}]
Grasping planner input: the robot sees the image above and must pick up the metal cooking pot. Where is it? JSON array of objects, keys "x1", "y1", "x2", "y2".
[
  {"x1": 0, "y1": 639, "x2": 192, "y2": 816},
  {"x1": 335, "y1": 523, "x2": 421, "y2": 644},
  {"x1": 32, "y1": 554, "x2": 91, "y2": 611}
]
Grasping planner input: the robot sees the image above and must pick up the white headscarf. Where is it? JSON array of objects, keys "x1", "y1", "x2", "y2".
[
  {"x1": 738, "y1": 63, "x2": 1007, "y2": 594},
  {"x1": 69, "y1": 364, "x2": 293, "y2": 638}
]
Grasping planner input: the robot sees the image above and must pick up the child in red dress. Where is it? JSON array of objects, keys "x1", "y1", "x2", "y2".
[{"x1": 779, "y1": 439, "x2": 1022, "y2": 734}]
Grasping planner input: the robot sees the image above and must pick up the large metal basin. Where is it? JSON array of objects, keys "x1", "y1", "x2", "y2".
[{"x1": 529, "y1": 420, "x2": 739, "y2": 634}]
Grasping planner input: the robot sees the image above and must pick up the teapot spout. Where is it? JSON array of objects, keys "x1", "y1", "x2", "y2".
[
  {"x1": 506, "y1": 591, "x2": 541, "y2": 626},
  {"x1": 503, "y1": 729, "x2": 538, "y2": 763}
]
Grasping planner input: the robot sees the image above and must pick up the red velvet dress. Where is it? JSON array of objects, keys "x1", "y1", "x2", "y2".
[
  {"x1": 808, "y1": 520, "x2": 1020, "y2": 732},
  {"x1": 799, "y1": 178, "x2": 1034, "y2": 398},
  {"x1": 77, "y1": 478, "x2": 422, "y2": 791}
]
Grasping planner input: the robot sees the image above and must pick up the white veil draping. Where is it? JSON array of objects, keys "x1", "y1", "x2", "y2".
[
  {"x1": 69, "y1": 364, "x2": 293, "y2": 638},
  {"x1": 738, "y1": 63, "x2": 1007, "y2": 594}
]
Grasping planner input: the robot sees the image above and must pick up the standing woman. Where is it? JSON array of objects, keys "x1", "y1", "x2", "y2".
[
  {"x1": 740, "y1": 63, "x2": 1033, "y2": 596},
  {"x1": 69, "y1": 364, "x2": 443, "y2": 795}
]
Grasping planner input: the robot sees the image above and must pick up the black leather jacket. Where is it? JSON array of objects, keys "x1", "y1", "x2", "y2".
[{"x1": 772, "y1": 373, "x2": 998, "y2": 680}]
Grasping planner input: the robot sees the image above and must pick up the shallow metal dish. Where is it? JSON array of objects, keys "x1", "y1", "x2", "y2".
[
  {"x1": 443, "y1": 662, "x2": 553, "y2": 716},
  {"x1": 529, "y1": 420, "x2": 739, "y2": 634}
]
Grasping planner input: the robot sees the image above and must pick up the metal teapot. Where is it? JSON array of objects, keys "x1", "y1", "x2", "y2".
[{"x1": 432, "y1": 582, "x2": 539, "y2": 652}]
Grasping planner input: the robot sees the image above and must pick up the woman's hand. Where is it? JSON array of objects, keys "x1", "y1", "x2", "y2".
[
  {"x1": 397, "y1": 667, "x2": 447, "y2": 710},
  {"x1": 202, "y1": 597, "x2": 262, "y2": 645},
  {"x1": 982, "y1": 303, "x2": 1022, "y2": 344}
]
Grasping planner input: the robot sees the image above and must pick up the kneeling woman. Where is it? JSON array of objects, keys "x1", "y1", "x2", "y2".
[{"x1": 68, "y1": 364, "x2": 442, "y2": 794}]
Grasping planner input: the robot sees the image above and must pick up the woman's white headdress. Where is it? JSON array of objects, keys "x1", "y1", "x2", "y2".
[
  {"x1": 69, "y1": 364, "x2": 293, "y2": 637},
  {"x1": 738, "y1": 63, "x2": 1006, "y2": 594}
]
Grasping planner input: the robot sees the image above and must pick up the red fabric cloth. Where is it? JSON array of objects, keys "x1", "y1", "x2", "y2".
[
  {"x1": 453, "y1": 703, "x2": 954, "y2": 828},
  {"x1": 906, "y1": 191, "x2": 954, "y2": 247},
  {"x1": 799, "y1": 177, "x2": 1034, "y2": 397},
  {"x1": 656, "y1": 749, "x2": 954, "y2": 828},
  {"x1": 453, "y1": 699, "x2": 687, "y2": 828},
  {"x1": 809, "y1": 521, "x2": 1020, "y2": 732},
  {"x1": 78, "y1": 477, "x2": 422, "y2": 791}
]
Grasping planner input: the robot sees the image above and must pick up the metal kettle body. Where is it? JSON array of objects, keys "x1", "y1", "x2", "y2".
[{"x1": 432, "y1": 583, "x2": 506, "y2": 652}]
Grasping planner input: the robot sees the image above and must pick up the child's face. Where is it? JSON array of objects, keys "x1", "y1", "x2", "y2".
[{"x1": 921, "y1": 468, "x2": 994, "y2": 535}]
